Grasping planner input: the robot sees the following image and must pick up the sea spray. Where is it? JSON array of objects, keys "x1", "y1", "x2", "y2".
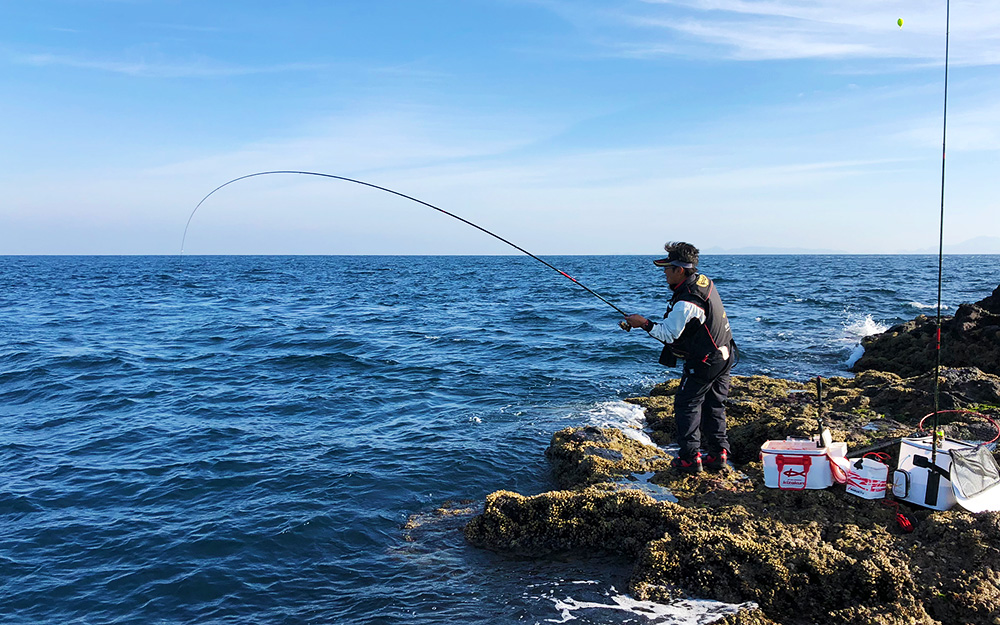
[
  {"x1": 908, "y1": 301, "x2": 951, "y2": 311},
  {"x1": 841, "y1": 311, "x2": 889, "y2": 368},
  {"x1": 582, "y1": 401, "x2": 654, "y2": 447},
  {"x1": 842, "y1": 312, "x2": 890, "y2": 341}
]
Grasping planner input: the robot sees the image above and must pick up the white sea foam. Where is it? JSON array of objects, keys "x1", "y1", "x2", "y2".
[
  {"x1": 542, "y1": 588, "x2": 757, "y2": 624},
  {"x1": 842, "y1": 313, "x2": 889, "y2": 342},
  {"x1": 840, "y1": 312, "x2": 888, "y2": 368},
  {"x1": 908, "y1": 301, "x2": 950, "y2": 311},
  {"x1": 845, "y1": 343, "x2": 866, "y2": 369},
  {"x1": 582, "y1": 400, "x2": 655, "y2": 447}
]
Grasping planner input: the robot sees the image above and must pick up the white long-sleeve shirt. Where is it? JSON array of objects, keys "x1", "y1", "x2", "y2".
[
  {"x1": 648, "y1": 300, "x2": 730, "y2": 361},
  {"x1": 648, "y1": 300, "x2": 705, "y2": 344}
]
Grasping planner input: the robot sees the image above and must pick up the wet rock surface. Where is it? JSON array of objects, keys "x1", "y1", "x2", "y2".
[
  {"x1": 853, "y1": 284, "x2": 1000, "y2": 377},
  {"x1": 466, "y1": 463, "x2": 1000, "y2": 624},
  {"x1": 545, "y1": 426, "x2": 670, "y2": 488},
  {"x1": 465, "y1": 482, "x2": 1000, "y2": 624}
]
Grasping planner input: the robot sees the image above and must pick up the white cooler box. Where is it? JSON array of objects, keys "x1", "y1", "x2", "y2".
[
  {"x1": 761, "y1": 438, "x2": 848, "y2": 490},
  {"x1": 892, "y1": 436, "x2": 976, "y2": 511}
]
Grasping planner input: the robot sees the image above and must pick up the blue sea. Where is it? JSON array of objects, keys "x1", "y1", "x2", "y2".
[{"x1": 2, "y1": 254, "x2": 997, "y2": 624}]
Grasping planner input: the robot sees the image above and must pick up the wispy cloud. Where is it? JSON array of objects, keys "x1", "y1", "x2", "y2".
[
  {"x1": 10, "y1": 48, "x2": 454, "y2": 82},
  {"x1": 619, "y1": 17, "x2": 882, "y2": 60},
  {"x1": 371, "y1": 57, "x2": 452, "y2": 81},
  {"x1": 14, "y1": 51, "x2": 327, "y2": 78},
  {"x1": 543, "y1": 0, "x2": 1000, "y2": 65},
  {"x1": 891, "y1": 100, "x2": 1000, "y2": 152},
  {"x1": 191, "y1": 118, "x2": 552, "y2": 177},
  {"x1": 3, "y1": 97, "x2": 987, "y2": 254}
]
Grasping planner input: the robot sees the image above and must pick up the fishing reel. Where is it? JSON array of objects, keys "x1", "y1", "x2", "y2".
[{"x1": 619, "y1": 320, "x2": 631, "y2": 332}]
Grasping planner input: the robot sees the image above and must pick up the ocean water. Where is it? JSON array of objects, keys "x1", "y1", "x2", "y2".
[{"x1": 1, "y1": 254, "x2": 997, "y2": 625}]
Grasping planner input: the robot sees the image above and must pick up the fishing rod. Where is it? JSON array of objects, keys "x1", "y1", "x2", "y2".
[
  {"x1": 931, "y1": 0, "x2": 952, "y2": 464},
  {"x1": 182, "y1": 170, "x2": 633, "y2": 326}
]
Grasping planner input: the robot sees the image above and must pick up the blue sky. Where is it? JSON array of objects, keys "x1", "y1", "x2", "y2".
[{"x1": 2, "y1": 0, "x2": 998, "y2": 254}]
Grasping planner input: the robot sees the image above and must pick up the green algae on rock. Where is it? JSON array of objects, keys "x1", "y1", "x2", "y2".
[
  {"x1": 465, "y1": 478, "x2": 1000, "y2": 624},
  {"x1": 545, "y1": 425, "x2": 671, "y2": 488},
  {"x1": 464, "y1": 488, "x2": 680, "y2": 557},
  {"x1": 631, "y1": 509, "x2": 922, "y2": 620}
]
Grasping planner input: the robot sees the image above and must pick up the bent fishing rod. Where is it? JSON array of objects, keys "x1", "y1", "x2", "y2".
[{"x1": 182, "y1": 170, "x2": 638, "y2": 331}]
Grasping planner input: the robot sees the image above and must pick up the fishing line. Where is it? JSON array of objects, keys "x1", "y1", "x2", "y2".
[{"x1": 182, "y1": 170, "x2": 630, "y2": 319}]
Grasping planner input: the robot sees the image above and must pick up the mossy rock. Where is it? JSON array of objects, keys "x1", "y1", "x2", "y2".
[
  {"x1": 464, "y1": 488, "x2": 680, "y2": 556},
  {"x1": 648, "y1": 467, "x2": 755, "y2": 501},
  {"x1": 630, "y1": 511, "x2": 918, "y2": 621},
  {"x1": 465, "y1": 485, "x2": 1000, "y2": 624},
  {"x1": 545, "y1": 426, "x2": 668, "y2": 488}
]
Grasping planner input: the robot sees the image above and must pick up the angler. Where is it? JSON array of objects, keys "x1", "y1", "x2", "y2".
[{"x1": 624, "y1": 241, "x2": 736, "y2": 474}]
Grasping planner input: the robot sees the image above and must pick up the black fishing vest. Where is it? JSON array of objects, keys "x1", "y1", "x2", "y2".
[{"x1": 662, "y1": 273, "x2": 733, "y2": 364}]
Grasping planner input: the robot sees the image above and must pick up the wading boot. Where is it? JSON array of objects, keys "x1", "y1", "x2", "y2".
[
  {"x1": 671, "y1": 453, "x2": 703, "y2": 474},
  {"x1": 703, "y1": 450, "x2": 729, "y2": 472}
]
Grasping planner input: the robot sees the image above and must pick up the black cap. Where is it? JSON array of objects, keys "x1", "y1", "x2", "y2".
[{"x1": 653, "y1": 257, "x2": 695, "y2": 269}]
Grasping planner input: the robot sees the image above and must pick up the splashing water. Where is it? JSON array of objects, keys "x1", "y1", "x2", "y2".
[
  {"x1": 583, "y1": 401, "x2": 654, "y2": 446},
  {"x1": 842, "y1": 312, "x2": 890, "y2": 368},
  {"x1": 842, "y1": 313, "x2": 890, "y2": 342}
]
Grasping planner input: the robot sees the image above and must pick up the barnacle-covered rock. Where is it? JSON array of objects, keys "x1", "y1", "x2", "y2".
[
  {"x1": 463, "y1": 488, "x2": 680, "y2": 556},
  {"x1": 465, "y1": 477, "x2": 1000, "y2": 624},
  {"x1": 545, "y1": 426, "x2": 670, "y2": 488}
]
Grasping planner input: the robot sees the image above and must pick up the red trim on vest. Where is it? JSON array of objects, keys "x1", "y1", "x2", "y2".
[{"x1": 700, "y1": 282, "x2": 720, "y2": 350}]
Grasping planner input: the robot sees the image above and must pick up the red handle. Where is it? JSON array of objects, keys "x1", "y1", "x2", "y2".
[
  {"x1": 917, "y1": 410, "x2": 1000, "y2": 444},
  {"x1": 862, "y1": 452, "x2": 891, "y2": 464}
]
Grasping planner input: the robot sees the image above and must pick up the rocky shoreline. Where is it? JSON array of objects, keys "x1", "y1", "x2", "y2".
[
  {"x1": 464, "y1": 286, "x2": 1000, "y2": 625},
  {"x1": 853, "y1": 285, "x2": 1000, "y2": 378}
]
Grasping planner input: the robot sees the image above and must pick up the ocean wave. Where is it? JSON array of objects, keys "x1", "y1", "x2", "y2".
[
  {"x1": 845, "y1": 343, "x2": 866, "y2": 369},
  {"x1": 908, "y1": 301, "x2": 951, "y2": 310},
  {"x1": 4, "y1": 254, "x2": 995, "y2": 625},
  {"x1": 839, "y1": 312, "x2": 889, "y2": 369}
]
